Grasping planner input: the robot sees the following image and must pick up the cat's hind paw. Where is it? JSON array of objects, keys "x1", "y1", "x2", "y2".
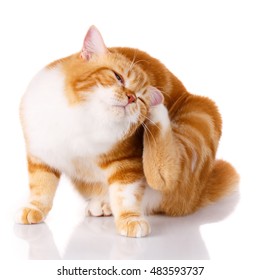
[
  {"x1": 148, "y1": 104, "x2": 170, "y2": 132},
  {"x1": 85, "y1": 199, "x2": 112, "y2": 217},
  {"x1": 116, "y1": 215, "x2": 151, "y2": 238},
  {"x1": 15, "y1": 205, "x2": 45, "y2": 224}
]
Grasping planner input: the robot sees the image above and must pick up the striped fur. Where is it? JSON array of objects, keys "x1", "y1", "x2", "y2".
[{"x1": 17, "y1": 26, "x2": 239, "y2": 237}]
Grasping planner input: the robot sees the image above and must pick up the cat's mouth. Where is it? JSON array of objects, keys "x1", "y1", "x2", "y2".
[
  {"x1": 112, "y1": 103, "x2": 132, "y2": 113},
  {"x1": 110, "y1": 102, "x2": 139, "y2": 120}
]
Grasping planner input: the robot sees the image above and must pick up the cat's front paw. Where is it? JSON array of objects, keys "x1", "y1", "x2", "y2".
[
  {"x1": 116, "y1": 215, "x2": 151, "y2": 238},
  {"x1": 15, "y1": 206, "x2": 45, "y2": 224},
  {"x1": 85, "y1": 198, "x2": 112, "y2": 217}
]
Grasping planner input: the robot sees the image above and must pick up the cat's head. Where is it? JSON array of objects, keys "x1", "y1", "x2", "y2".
[{"x1": 65, "y1": 26, "x2": 163, "y2": 137}]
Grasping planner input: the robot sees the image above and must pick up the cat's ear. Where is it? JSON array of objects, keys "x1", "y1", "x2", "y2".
[
  {"x1": 80, "y1": 25, "x2": 108, "y2": 60},
  {"x1": 148, "y1": 86, "x2": 164, "y2": 106}
]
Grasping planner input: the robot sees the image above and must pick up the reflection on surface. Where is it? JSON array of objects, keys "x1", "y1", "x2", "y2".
[
  {"x1": 14, "y1": 221, "x2": 60, "y2": 259},
  {"x1": 14, "y1": 192, "x2": 239, "y2": 260}
]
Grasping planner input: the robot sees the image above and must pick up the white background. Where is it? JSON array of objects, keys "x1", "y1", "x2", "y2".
[{"x1": 0, "y1": 0, "x2": 259, "y2": 278}]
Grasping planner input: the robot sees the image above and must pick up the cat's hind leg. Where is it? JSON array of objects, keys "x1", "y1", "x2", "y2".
[
  {"x1": 143, "y1": 104, "x2": 181, "y2": 192},
  {"x1": 16, "y1": 156, "x2": 60, "y2": 224}
]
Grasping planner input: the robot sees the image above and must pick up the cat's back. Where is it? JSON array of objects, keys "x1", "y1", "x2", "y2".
[{"x1": 22, "y1": 65, "x2": 66, "y2": 109}]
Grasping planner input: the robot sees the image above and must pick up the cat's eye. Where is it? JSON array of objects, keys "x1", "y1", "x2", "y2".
[{"x1": 114, "y1": 71, "x2": 124, "y2": 85}]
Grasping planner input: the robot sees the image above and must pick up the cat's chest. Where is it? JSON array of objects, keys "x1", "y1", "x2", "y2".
[{"x1": 22, "y1": 67, "x2": 124, "y2": 176}]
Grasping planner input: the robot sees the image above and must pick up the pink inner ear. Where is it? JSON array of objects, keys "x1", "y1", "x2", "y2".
[
  {"x1": 149, "y1": 86, "x2": 164, "y2": 106},
  {"x1": 81, "y1": 25, "x2": 108, "y2": 60}
]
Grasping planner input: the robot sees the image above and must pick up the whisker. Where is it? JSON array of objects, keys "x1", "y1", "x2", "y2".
[
  {"x1": 139, "y1": 112, "x2": 162, "y2": 132},
  {"x1": 127, "y1": 51, "x2": 137, "y2": 75},
  {"x1": 121, "y1": 118, "x2": 132, "y2": 139},
  {"x1": 127, "y1": 52, "x2": 149, "y2": 75},
  {"x1": 141, "y1": 123, "x2": 151, "y2": 147},
  {"x1": 142, "y1": 122, "x2": 157, "y2": 146},
  {"x1": 129, "y1": 59, "x2": 148, "y2": 72}
]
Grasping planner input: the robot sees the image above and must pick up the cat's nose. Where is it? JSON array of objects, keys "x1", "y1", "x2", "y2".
[{"x1": 126, "y1": 93, "x2": 136, "y2": 104}]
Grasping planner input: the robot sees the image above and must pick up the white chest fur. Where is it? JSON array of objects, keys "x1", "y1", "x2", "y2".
[{"x1": 21, "y1": 67, "x2": 123, "y2": 182}]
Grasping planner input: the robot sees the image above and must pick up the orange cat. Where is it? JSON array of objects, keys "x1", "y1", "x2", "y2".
[{"x1": 17, "y1": 26, "x2": 239, "y2": 237}]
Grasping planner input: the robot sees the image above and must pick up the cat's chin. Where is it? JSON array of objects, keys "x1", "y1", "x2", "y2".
[{"x1": 110, "y1": 105, "x2": 127, "y2": 119}]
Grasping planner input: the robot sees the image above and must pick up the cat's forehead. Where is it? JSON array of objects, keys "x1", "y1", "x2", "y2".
[
  {"x1": 106, "y1": 53, "x2": 146, "y2": 77},
  {"x1": 103, "y1": 52, "x2": 149, "y2": 89}
]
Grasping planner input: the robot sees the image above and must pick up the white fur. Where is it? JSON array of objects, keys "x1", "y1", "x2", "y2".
[
  {"x1": 109, "y1": 180, "x2": 162, "y2": 216},
  {"x1": 85, "y1": 197, "x2": 111, "y2": 217},
  {"x1": 92, "y1": 86, "x2": 140, "y2": 126},
  {"x1": 21, "y1": 66, "x2": 137, "y2": 181},
  {"x1": 109, "y1": 181, "x2": 143, "y2": 213},
  {"x1": 121, "y1": 181, "x2": 143, "y2": 208},
  {"x1": 142, "y1": 185, "x2": 163, "y2": 215},
  {"x1": 149, "y1": 104, "x2": 171, "y2": 133},
  {"x1": 109, "y1": 181, "x2": 146, "y2": 222}
]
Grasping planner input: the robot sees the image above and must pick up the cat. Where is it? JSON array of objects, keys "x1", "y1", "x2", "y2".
[{"x1": 17, "y1": 25, "x2": 239, "y2": 237}]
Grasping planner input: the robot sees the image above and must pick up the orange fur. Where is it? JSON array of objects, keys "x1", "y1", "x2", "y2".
[
  {"x1": 18, "y1": 26, "x2": 239, "y2": 237},
  {"x1": 110, "y1": 47, "x2": 239, "y2": 215},
  {"x1": 19, "y1": 157, "x2": 60, "y2": 224}
]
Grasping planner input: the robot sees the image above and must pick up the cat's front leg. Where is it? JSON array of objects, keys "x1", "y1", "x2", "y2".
[
  {"x1": 16, "y1": 156, "x2": 60, "y2": 224},
  {"x1": 109, "y1": 179, "x2": 150, "y2": 238}
]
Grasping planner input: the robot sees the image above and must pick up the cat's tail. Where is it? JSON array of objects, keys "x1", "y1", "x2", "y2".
[{"x1": 199, "y1": 160, "x2": 239, "y2": 207}]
